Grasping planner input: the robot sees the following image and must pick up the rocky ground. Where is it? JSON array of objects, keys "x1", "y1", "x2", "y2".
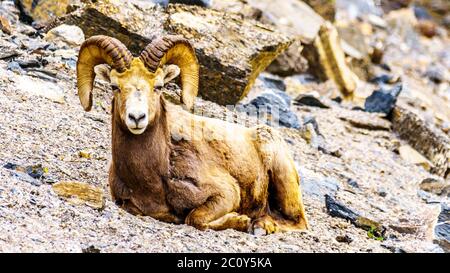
[{"x1": 0, "y1": 0, "x2": 449, "y2": 253}]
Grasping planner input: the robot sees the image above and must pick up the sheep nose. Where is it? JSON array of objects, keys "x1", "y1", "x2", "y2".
[{"x1": 128, "y1": 112, "x2": 147, "y2": 124}]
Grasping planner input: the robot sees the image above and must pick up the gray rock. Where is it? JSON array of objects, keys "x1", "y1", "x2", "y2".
[
  {"x1": 425, "y1": 65, "x2": 447, "y2": 84},
  {"x1": 299, "y1": 168, "x2": 340, "y2": 200},
  {"x1": 295, "y1": 94, "x2": 330, "y2": 109},
  {"x1": 325, "y1": 194, "x2": 386, "y2": 238},
  {"x1": 169, "y1": 0, "x2": 212, "y2": 7},
  {"x1": 347, "y1": 178, "x2": 360, "y2": 189},
  {"x1": 364, "y1": 84, "x2": 402, "y2": 116},
  {"x1": 242, "y1": 91, "x2": 300, "y2": 129},
  {"x1": 7, "y1": 61, "x2": 24, "y2": 73},
  {"x1": 258, "y1": 73, "x2": 286, "y2": 91},
  {"x1": 336, "y1": 234, "x2": 353, "y2": 244},
  {"x1": 420, "y1": 177, "x2": 450, "y2": 197},
  {"x1": 434, "y1": 204, "x2": 450, "y2": 252},
  {"x1": 44, "y1": 24, "x2": 85, "y2": 47},
  {"x1": 413, "y1": 5, "x2": 432, "y2": 21},
  {"x1": 336, "y1": 0, "x2": 383, "y2": 20},
  {"x1": 392, "y1": 105, "x2": 450, "y2": 177}
]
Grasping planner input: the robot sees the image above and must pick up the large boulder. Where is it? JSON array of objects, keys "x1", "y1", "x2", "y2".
[
  {"x1": 392, "y1": 104, "x2": 450, "y2": 178},
  {"x1": 215, "y1": 0, "x2": 324, "y2": 77},
  {"x1": 14, "y1": 0, "x2": 79, "y2": 25},
  {"x1": 302, "y1": 22, "x2": 359, "y2": 97},
  {"x1": 59, "y1": 0, "x2": 292, "y2": 105},
  {"x1": 302, "y1": 0, "x2": 336, "y2": 21}
]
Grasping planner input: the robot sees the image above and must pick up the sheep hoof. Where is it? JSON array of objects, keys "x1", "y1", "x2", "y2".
[
  {"x1": 250, "y1": 217, "x2": 279, "y2": 235},
  {"x1": 251, "y1": 227, "x2": 268, "y2": 236}
]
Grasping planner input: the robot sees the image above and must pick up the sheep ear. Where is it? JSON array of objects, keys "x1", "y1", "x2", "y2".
[
  {"x1": 94, "y1": 64, "x2": 111, "y2": 83},
  {"x1": 163, "y1": 64, "x2": 180, "y2": 84},
  {"x1": 154, "y1": 68, "x2": 165, "y2": 88}
]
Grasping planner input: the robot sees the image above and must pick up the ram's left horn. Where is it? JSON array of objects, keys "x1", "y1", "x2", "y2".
[{"x1": 139, "y1": 35, "x2": 199, "y2": 110}]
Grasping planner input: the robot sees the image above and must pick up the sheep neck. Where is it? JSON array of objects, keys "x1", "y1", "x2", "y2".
[{"x1": 111, "y1": 98, "x2": 171, "y2": 195}]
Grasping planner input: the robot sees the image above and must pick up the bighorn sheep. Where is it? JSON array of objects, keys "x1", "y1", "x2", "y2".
[{"x1": 76, "y1": 35, "x2": 308, "y2": 234}]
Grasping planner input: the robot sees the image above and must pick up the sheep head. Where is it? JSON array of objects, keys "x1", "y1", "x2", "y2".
[{"x1": 76, "y1": 35, "x2": 199, "y2": 135}]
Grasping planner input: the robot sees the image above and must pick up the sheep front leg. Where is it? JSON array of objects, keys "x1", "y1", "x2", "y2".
[
  {"x1": 185, "y1": 180, "x2": 245, "y2": 231},
  {"x1": 186, "y1": 197, "x2": 251, "y2": 232},
  {"x1": 206, "y1": 212, "x2": 251, "y2": 232},
  {"x1": 109, "y1": 166, "x2": 143, "y2": 215}
]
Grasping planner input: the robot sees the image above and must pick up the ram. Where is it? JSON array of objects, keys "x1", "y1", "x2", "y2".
[{"x1": 76, "y1": 35, "x2": 308, "y2": 234}]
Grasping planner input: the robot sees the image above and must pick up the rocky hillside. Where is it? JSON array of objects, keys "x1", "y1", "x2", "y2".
[{"x1": 0, "y1": 0, "x2": 448, "y2": 252}]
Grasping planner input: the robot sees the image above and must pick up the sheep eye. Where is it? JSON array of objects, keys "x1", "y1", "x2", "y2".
[{"x1": 111, "y1": 84, "x2": 120, "y2": 93}]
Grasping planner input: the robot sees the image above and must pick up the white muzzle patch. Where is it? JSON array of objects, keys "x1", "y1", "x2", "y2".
[{"x1": 125, "y1": 90, "x2": 149, "y2": 135}]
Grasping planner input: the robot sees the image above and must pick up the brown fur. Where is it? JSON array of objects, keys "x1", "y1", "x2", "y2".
[{"x1": 108, "y1": 80, "x2": 309, "y2": 234}]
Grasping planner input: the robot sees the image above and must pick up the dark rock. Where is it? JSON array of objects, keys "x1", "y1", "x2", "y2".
[
  {"x1": 370, "y1": 43, "x2": 384, "y2": 64},
  {"x1": 3, "y1": 162, "x2": 46, "y2": 180},
  {"x1": 25, "y1": 164, "x2": 46, "y2": 179},
  {"x1": 169, "y1": 0, "x2": 211, "y2": 7},
  {"x1": 364, "y1": 84, "x2": 402, "y2": 116},
  {"x1": 377, "y1": 187, "x2": 388, "y2": 197},
  {"x1": 434, "y1": 204, "x2": 450, "y2": 252},
  {"x1": 332, "y1": 96, "x2": 343, "y2": 104},
  {"x1": 369, "y1": 74, "x2": 400, "y2": 85},
  {"x1": 17, "y1": 58, "x2": 41, "y2": 69},
  {"x1": 243, "y1": 91, "x2": 300, "y2": 129},
  {"x1": 4, "y1": 163, "x2": 43, "y2": 186},
  {"x1": 352, "y1": 106, "x2": 365, "y2": 111},
  {"x1": 425, "y1": 65, "x2": 446, "y2": 84},
  {"x1": 82, "y1": 245, "x2": 101, "y2": 253},
  {"x1": 258, "y1": 73, "x2": 286, "y2": 91},
  {"x1": 420, "y1": 177, "x2": 450, "y2": 197},
  {"x1": 295, "y1": 94, "x2": 330, "y2": 109},
  {"x1": 325, "y1": 194, "x2": 359, "y2": 223},
  {"x1": 381, "y1": 243, "x2": 407, "y2": 253},
  {"x1": 325, "y1": 194, "x2": 386, "y2": 238},
  {"x1": 379, "y1": 63, "x2": 392, "y2": 72},
  {"x1": 413, "y1": 5, "x2": 432, "y2": 20},
  {"x1": 3, "y1": 162, "x2": 18, "y2": 170},
  {"x1": 336, "y1": 235, "x2": 353, "y2": 244},
  {"x1": 392, "y1": 105, "x2": 450, "y2": 177},
  {"x1": 347, "y1": 178, "x2": 360, "y2": 189}
]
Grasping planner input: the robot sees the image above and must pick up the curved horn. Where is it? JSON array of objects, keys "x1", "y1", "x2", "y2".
[
  {"x1": 139, "y1": 35, "x2": 199, "y2": 110},
  {"x1": 77, "y1": 35, "x2": 133, "y2": 111}
]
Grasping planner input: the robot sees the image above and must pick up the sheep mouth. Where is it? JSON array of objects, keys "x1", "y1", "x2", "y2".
[{"x1": 128, "y1": 126, "x2": 146, "y2": 135}]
